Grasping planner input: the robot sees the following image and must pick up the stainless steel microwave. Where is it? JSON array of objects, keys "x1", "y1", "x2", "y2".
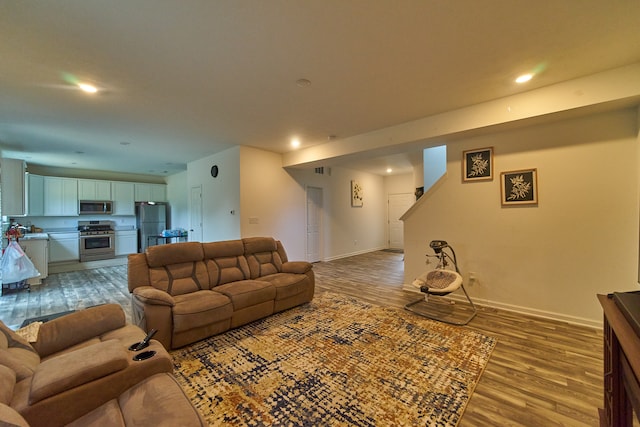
[{"x1": 79, "y1": 200, "x2": 113, "y2": 215}]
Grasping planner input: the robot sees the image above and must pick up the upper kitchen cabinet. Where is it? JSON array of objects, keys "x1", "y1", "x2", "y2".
[
  {"x1": 111, "y1": 181, "x2": 135, "y2": 215},
  {"x1": 134, "y1": 183, "x2": 166, "y2": 202},
  {"x1": 78, "y1": 179, "x2": 111, "y2": 200},
  {"x1": 44, "y1": 177, "x2": 78, "y2": 216},
  {"x1": 0, "y1": 158, "x2": 26, "y2": 216},
  {"x1": 27, "y1": 174, "x2": 44, "y2": 216}
]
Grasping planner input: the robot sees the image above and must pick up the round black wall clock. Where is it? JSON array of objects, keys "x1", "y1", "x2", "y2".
[{"x1": 211, "y1": 165, "x2": 219, "y2": 178}]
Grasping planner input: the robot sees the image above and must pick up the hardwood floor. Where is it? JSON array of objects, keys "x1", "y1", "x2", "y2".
[
  {"x1": 313, "y1": 251, "x2": 603, "y2": 427},
  {"x1": 0, "y1": 250, "x2": 603, "y2": 426}
]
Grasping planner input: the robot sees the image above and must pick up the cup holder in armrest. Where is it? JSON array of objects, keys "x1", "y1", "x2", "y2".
[
  {"x1": 132, "y1": 350, "x2": 156, "y2": 361},
  {"x1": 128, "y1": 341, "x2": 149, "y2": 351}
]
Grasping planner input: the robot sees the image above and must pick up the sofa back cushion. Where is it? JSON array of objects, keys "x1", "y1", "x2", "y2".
[
  {"x1": 0, "y1": 365, "x2": 16, "y2": 405},
  {"x1": 144, "y1": 242, "x2": 210, "y2": 295},
  {"x1": 149, "y1": 262, "x2": 209, "y2": 296},
  {"x1": 243, "y1": 237, "x2": 283, "y2": 279},
  {"x1": 203, "y1": 240, "x2": 251, "y2": 287},
  {"x1": 0, "y1": 322, "x2": 40, "y2": 381}
]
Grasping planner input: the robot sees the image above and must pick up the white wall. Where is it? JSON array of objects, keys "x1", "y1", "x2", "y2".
[
  {"x1": 166, "y1": 171, "x2": 188, "y2": 230},
  {"x1": 187, "y1": 147, "x2": 241, "y2": 242},
  {"x1": 403, "y1": 108, "x2": 639, "y2": 327}
]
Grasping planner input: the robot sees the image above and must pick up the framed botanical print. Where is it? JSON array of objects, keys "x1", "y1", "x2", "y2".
[
  {"x1": 463, "y1": 147, "x2": 493, "y2": 182},
  {"x1": 351, "y1": 180, "x2": 363, "y2": 207},
  {"x1": 501, "y1": 168, "x2": 538, "y2": 206}
]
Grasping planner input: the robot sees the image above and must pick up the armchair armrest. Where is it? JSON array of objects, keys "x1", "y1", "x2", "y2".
[
  {"x1": 29, "y1": 340, "x2": 128, "y2": 405},
  {"x1": 33, "y1": 304, "x2": 126, "y2": 358},
  {"x1": 133, "y1": 287, "x2": 175, "y2": 306},
  {"x1": 281, "y1": 261, "x2": 312, "y2": 274}
]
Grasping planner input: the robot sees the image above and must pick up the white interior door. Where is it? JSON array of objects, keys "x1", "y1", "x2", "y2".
[
  {"x1": 388, "y1": 193, "x2": 414, "y2": 249},
  {"x1": 189, "y1": 185, "x2": 203, "y2": 242},
  {"x1": 306, "y1": 186, "x2": 322, "y2": 262}
]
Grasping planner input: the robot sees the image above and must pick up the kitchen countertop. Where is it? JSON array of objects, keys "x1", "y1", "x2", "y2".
[{"x1": 19, "y1": 233, "x2": 50, "y2": 240}]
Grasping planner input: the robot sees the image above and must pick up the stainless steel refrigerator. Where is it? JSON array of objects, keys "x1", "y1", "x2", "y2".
[{"x1": 136, "y1": 202, "x2": 167, "y2": 253}]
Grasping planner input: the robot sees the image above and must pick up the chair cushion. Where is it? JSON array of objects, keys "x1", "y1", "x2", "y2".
[
  {"x1": 0, "y1": 403, "x2": 29, "y2": 427},
  {"x1": 29, "y1": 340, "x2": 128, "y2": 405},
  {"x1": 214, "y1": 280, "x2": 276, "y2": 310},
  {"x1": 0, "y1": 321, "x2": 40, "y2": 381},
  {"x1": 172, "y1": 291, "x2": 233, "y2": 333}
]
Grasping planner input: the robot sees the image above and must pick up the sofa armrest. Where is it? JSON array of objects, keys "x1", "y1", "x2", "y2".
[
  {"x1": 29, "y1": 340, "x2": 128, "y2": 405},
  {"x1": 33, "y1": 304, "x2": 127, "y2": 358},
  {"x1": 281, "y1": 261, "x2": 312, "y2": 274},
  {"x1": 133, "y1": 287, "x2": 175, "y2": 306}
]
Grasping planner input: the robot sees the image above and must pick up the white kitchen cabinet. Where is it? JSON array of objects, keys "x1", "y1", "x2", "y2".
[
  {"x1": 111, "y1": 181, "x2": 135, "y2": 215},
  {"x1": 134, "y1": 183, "x2": 166, "y2": 202},
  {"x1": 27, "y1": 174, "x2": 44, "y2": 216},
  {"x1": 78, "y1": 179, "x2": 111, "y2": 200},
  {"x1": 0, "y1": 158, "x2": 26, "y2": 216},
  {"x1": 18, "y1": 237, "x2": 49, "y2": 285},
  {"x1": 44, "y1": 177, "x2": 78, "y2": 216},
  {"x1": 115, "y1": 229, "x2": 137, "y2": 256},
  {"x1": 48, "y1": 232, "x2": 80, "y2": 263}
]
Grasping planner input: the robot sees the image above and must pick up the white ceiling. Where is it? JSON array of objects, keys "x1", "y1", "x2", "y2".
[{"x1": 1, "y1": 1, "x2": 639, "y2": 177}]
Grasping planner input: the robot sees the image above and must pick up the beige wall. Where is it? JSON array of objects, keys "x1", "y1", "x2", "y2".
[
  {"x1": 239, "y1": 146, "x2": 307, "y2": 259},
  {"x1": 286, "y1": 165, "x2": 388, "y2": 261},
  {"x1": 403, "y1": 108, "x2": 639, "y2": 326}
]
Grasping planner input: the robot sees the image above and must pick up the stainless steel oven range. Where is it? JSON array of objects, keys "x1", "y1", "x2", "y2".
[{"x1": 78, "y1": 220, "x2": 115, "y2": 262}]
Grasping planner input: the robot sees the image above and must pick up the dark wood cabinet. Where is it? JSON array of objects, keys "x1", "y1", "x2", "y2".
[{"x1": 598, "y1": 294, "x2": 640, "y2": 426}]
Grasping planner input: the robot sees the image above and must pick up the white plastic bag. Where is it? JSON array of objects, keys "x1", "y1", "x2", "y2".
[{"x1": 0, "y1": 241, "x2": 40, "y2": 284}]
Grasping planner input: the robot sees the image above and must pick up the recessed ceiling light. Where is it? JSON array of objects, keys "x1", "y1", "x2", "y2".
[
  {"x1": 78, "y1": 83, "x2": 98, "y2": 93},
  {"x1": 291, "y1": 138, "x2": 300, "y2": 148},
  {"x1": 515, "y1": 73, "x2": 533, "y2": 84},
  {"x1": 296, "y1": 78, "x2": 311, "y2": 87},
  {"x1": 386, "y1": 168, "x2": 393, "y2": 173}
]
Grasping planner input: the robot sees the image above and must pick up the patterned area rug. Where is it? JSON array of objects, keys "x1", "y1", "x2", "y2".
[{"x1": 172, "y1": 292, "x2": 496, "y2": 426}]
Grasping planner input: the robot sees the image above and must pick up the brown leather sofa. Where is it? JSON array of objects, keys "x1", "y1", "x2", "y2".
[
  {"x1": 0, "y1": 304, "x2": 205, "y2": 427},
  {"x1": 128, "y1": 237, "x2": 315, "y2": 349}
]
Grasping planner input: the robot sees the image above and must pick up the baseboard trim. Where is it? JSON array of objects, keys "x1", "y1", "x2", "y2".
[
  {"x1": 442, "y1": 292, "x2": 602, "y2": 329},
  {"x1": 323, "y1": 247, "x2": 388, "y2": 262}
]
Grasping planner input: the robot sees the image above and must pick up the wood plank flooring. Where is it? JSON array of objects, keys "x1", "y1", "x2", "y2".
[{"x1": 0, "y1": 250, "x2": 603, "y2": 426}]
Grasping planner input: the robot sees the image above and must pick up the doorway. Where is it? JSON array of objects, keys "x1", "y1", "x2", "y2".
[
  {"x1": 388, "y1": 193, "x2": 414, "y2": 249},
  {"x1": 306, "y1": 186, "x2": 323, "y2": 262}
]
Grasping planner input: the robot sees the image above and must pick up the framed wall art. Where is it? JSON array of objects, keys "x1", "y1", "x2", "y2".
[
  {"x1": 501, "y1": 168, "x2": 538, "y2": 206},
  {"x1": 351, "y1": 180, "x2": 363, "y2": 207},
  {"x1": 463, "y1": 147, "x2": 493, "y2": 182}
]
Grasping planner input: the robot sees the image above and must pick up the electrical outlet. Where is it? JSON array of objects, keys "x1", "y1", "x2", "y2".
[{"x1": 469, "y1": 271, "x2": 478, "y2": 285}]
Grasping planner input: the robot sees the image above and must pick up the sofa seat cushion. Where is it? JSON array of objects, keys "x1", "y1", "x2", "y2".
[
  {"x1": 214, "y1": 280, "x2": 276, "y2": 310},
  {"x1": 258, "y1": 273, "x2": 311, "y2": 301},
  {"x1": 173, "y1": 291, "x2": 233, "y2": 333}
]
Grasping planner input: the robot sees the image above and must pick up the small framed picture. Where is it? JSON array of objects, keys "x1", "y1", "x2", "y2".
[
  {"x1": 351, "y1": 180, "x2": 363, "y2": 207},
  {"x1": 463, "y1": 147, "x2": 493, "y2": 182},
  {"x1": 501, "y1": 168, "x2": 538, "y2": 206}
]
